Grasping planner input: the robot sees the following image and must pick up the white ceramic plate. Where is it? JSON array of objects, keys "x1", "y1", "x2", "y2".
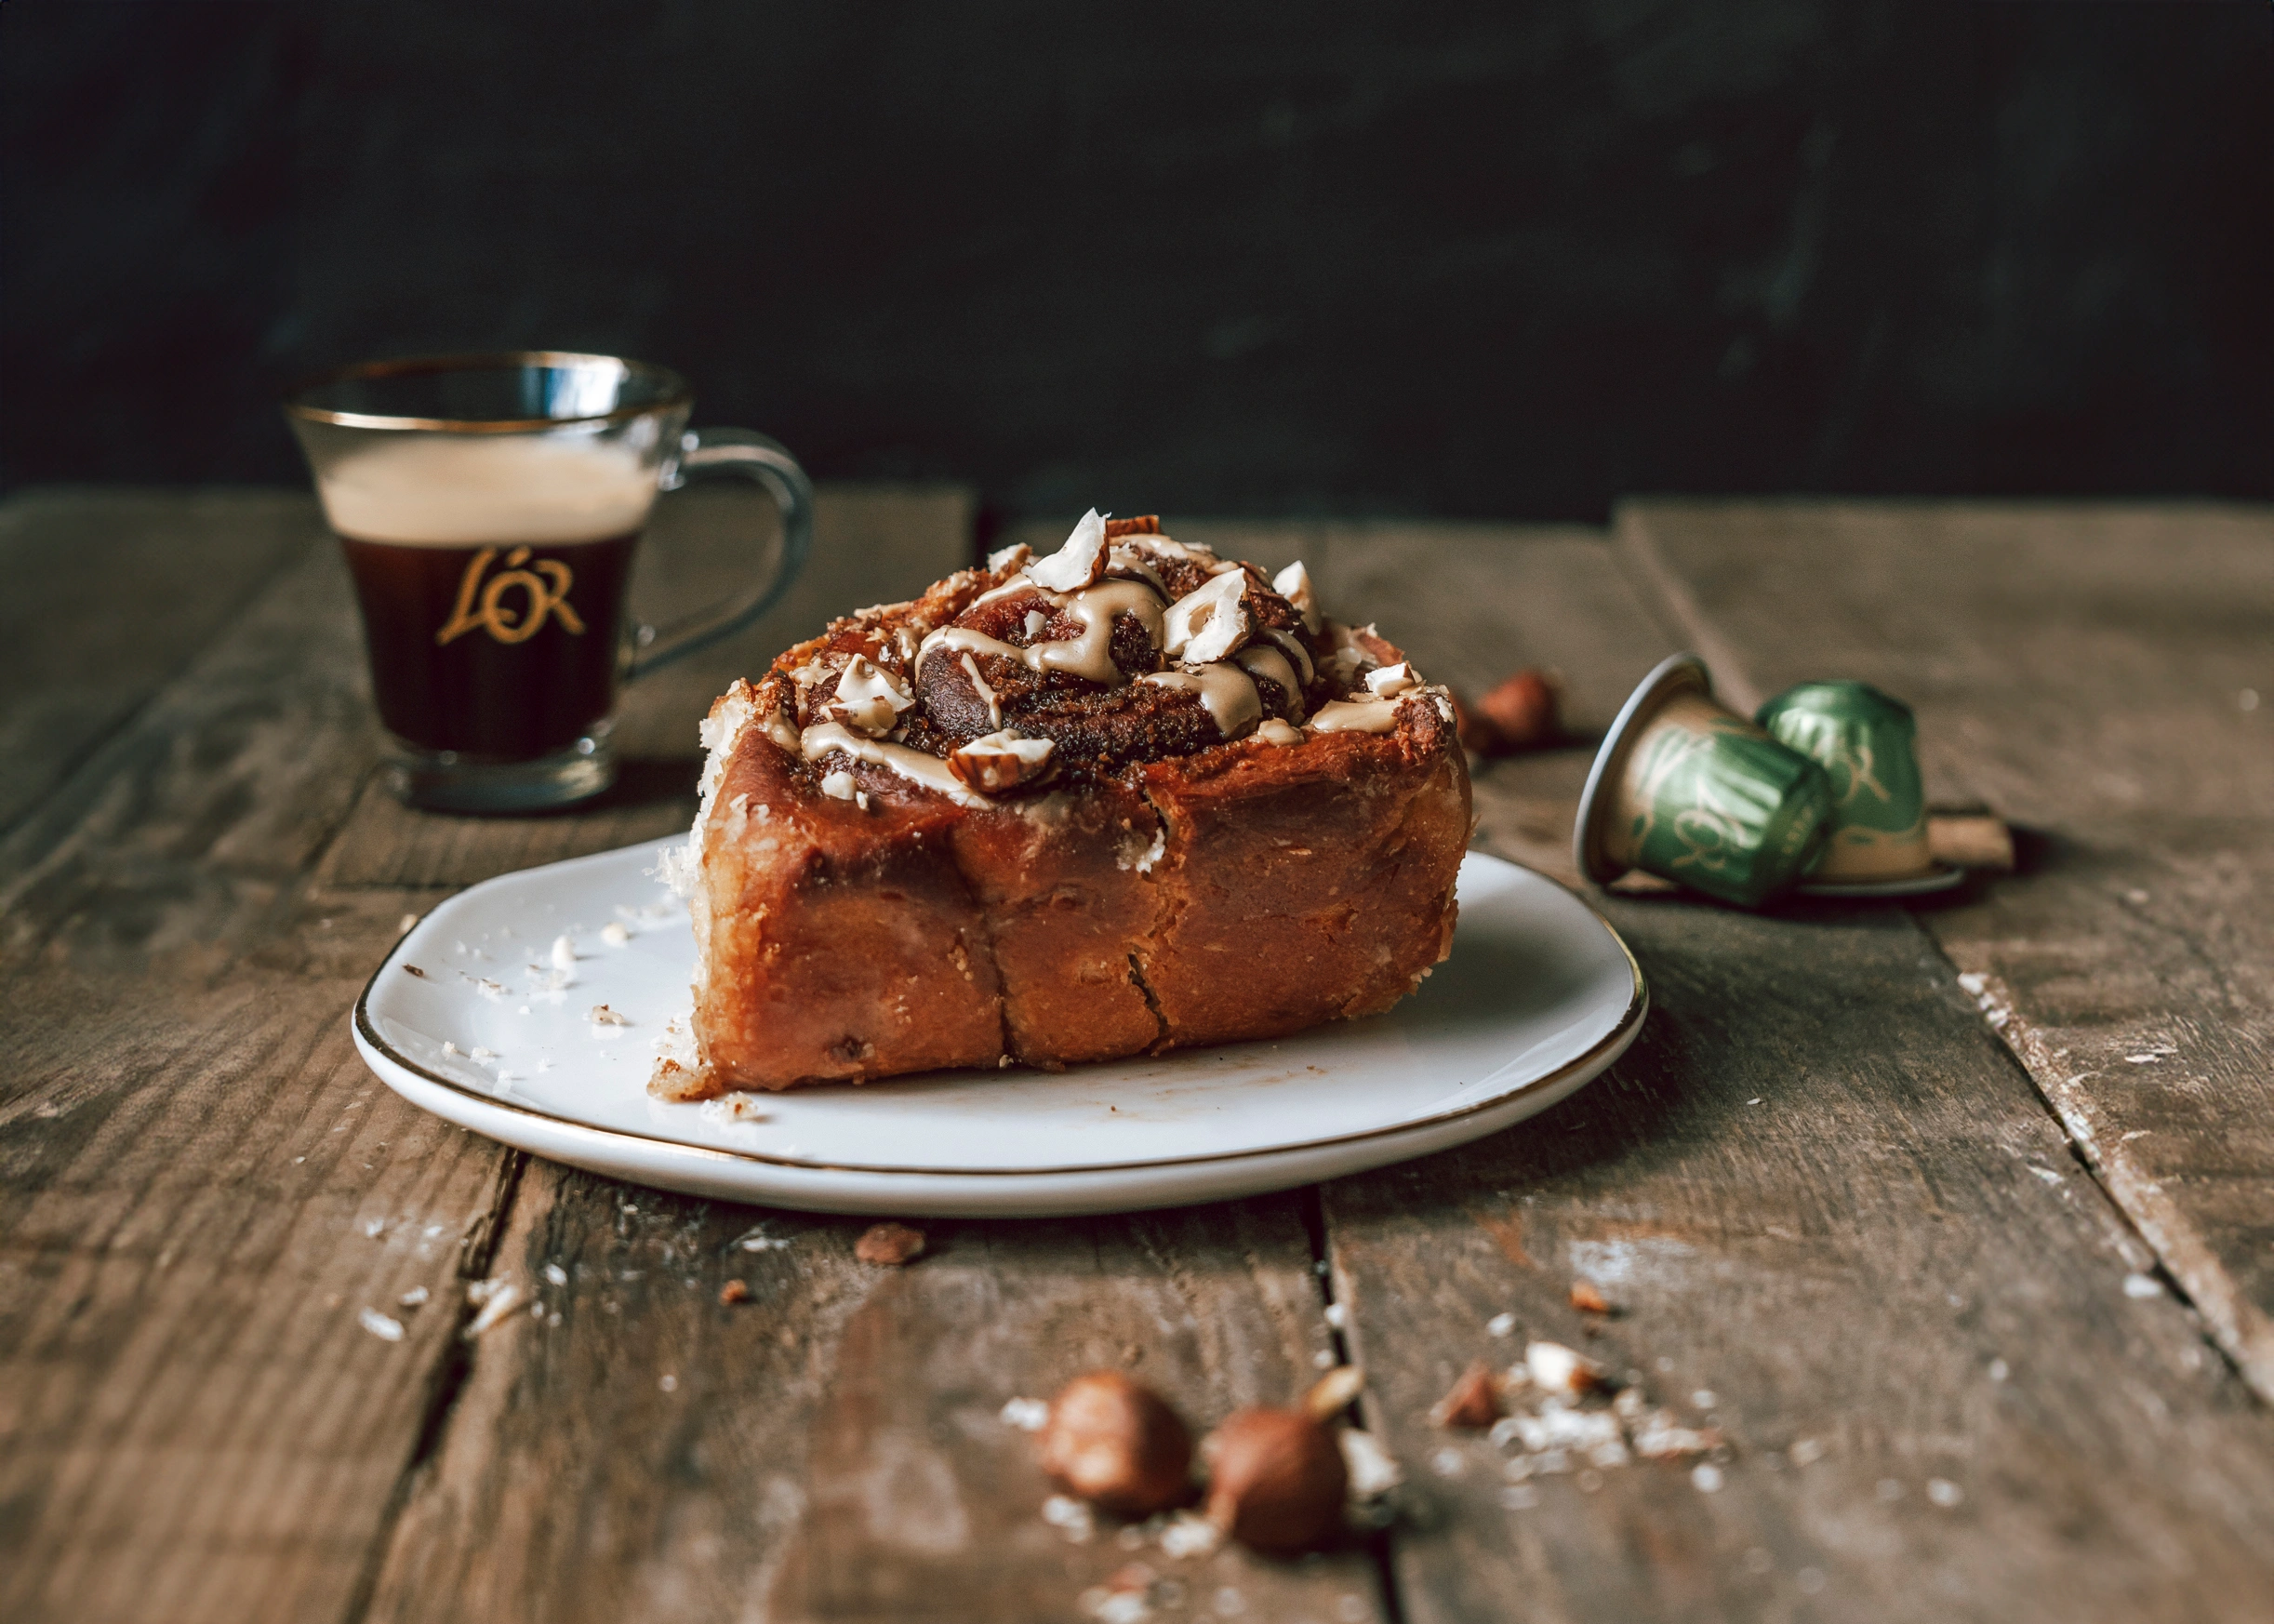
[{"x1": 352, "y1": 839, "x2": 1645, "y2": 1217}]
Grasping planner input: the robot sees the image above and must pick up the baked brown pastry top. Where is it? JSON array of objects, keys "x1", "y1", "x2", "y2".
[{"x1": 660, "y1": 512, "x2": 1473, "y2": 1096}]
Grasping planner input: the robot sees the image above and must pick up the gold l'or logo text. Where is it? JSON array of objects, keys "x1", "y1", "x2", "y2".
[{"x1": 436, "y1": 546, "x2": 588, "y2": 646}]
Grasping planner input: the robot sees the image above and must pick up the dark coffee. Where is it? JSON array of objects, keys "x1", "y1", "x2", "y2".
[{"x1": 341, "y1": 533, "x2": 639, "y2": 758}]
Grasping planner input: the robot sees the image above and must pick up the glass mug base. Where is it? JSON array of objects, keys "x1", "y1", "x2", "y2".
[{"x1": 384, "y1": 731, "x2": 616, "y2": 813}]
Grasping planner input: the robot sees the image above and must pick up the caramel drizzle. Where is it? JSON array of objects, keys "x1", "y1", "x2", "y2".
[
  {"x1": 798, "y1": 722, "x2": 993, "y2": 807},
  {"x1": 1140, "y1": 664, "x2": 1264, "y2": 739},
  {"x1": 915, "y1": 579, "x2": 1167, "y2": 687}
]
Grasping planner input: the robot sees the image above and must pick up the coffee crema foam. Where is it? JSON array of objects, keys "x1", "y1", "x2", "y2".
[{"x1": 316, "y1": 435, "x2": 658, "y2": 546}]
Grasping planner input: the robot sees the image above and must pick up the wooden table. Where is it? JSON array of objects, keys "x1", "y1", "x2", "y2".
[{"x1": 4, "y1": 489, "x2": 2269, "y2": 1624}]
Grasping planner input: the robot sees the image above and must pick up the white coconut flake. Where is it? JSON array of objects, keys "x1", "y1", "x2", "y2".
[
  {"x1": 543, "y1": 1262, "x2": 569, "y2": 1286},
  {"x1": 999, "y1": 1396, "x2": 1050, "y2": 1431},
  {"x1": 2122, "y1": 1272, "x2": 2162, "y2": 1298},
  {"x1": 1487, "y1": 1311, "x2": 1518, "y2": 1338},
  {"x1": 601, "y1": 921, "x2": 632, "y2": 946},
  {"x1": 359, "y1": 1308, "x2": 406, "y2": 1342},
  {"x1": 551, "y1": 935, "x2": 577, "y2": 971}
]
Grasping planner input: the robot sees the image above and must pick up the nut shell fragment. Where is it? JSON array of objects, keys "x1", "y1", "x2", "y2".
[
  {"x1": 1430, "y1": 1362, "x2": 1503, "y2": 1430},
  {"x1": 854, "y1": 1221, "x2": 926, "y2": 1266},
  {"x1": 1569, "y1": 1279, "x2": 1613, "y2": 1315}
]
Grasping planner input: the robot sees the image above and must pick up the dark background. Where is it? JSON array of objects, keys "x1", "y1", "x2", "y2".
[{"x1": 5, "y1": 1, "x2": 2268, "y2": 522}]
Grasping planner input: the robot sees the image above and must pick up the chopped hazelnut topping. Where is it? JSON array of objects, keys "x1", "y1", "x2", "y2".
[
  {"x1": 718, "y1": 1279, "x2": 750, "y2": 1305},
  {"x1": 1026, "y1": 508, "x2": 1111, "y2": 592},
  {"x1": 1271, "y1": 561, "x2": 1322, "y2": 633},
  {"x1": 827, "y1": 654, "x2": 915, "y2": 736},
  {"x1": 1163, "y1": 569, "x2": 1252, "y2": 665},
  {"x1": 949, "y1": 729, "x2": 1057, "y2": 793},
  {"x1": 1365, "y1": 661, "x2": 1420, "y2": 699}
]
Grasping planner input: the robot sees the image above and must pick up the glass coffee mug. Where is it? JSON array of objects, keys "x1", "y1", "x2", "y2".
[{"x1": 286, "y1": 352, "x2": 812, "y2": 812}]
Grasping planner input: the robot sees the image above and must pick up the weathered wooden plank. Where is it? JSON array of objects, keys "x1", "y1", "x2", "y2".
[
  {"x1": 0, "y1": 953, "x2": 520, "y2": 1624},
  {"x1": 0, "y1": 484, "x2": 977, "y2": 1624},
  {"x1": 0, "y1": 486, "x2": 320, "y2": 838},
  {"x1": 1331, "y1": 891, "x2": 2274, "y2": 1624},
  {"x1": 0, "y1": 527, "x2": 496, "y2": 1624},
  {"x1": 358, "y1": 1177, "x2": 1386, "y2": 1624},
  {"x1": 1617, "y1": 499, "x2": 2274, "y2": 1401},
  {"x1": 1296, "y1": 522, "x2": 2274, "y2": 1622}
]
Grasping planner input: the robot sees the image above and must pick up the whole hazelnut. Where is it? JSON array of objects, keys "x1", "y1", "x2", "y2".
[
  {"x1": 1475, "y1": 669, "x2": 1561, "y2": 752},
  {"x1": 1202, "y1": 1406, "x2": 1350, "y2": 1554},
  {"x1": 1449, "y1": 690, "x2": 1506, "y2": 755},
  {"x1": 1039, "y1": 1371, "x2": 1193, "y2": 1517}
]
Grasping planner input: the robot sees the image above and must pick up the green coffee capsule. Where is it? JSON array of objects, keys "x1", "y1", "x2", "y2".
[
  {"x1": 1576, "y1": 655, "x2": 1832, "y2": 908},
  {"x1": 1756, "y1": 681, "x2": 1932, "y2": 883}
]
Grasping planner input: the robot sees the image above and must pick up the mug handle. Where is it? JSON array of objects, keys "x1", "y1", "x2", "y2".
[{"x1": 627, "y1": 426, "x2": 815, "y2": 679}]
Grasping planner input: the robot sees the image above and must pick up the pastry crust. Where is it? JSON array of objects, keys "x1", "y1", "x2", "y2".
[{"x1": 662, "y1": 520, "x2": 1472, "y2": 1096}]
